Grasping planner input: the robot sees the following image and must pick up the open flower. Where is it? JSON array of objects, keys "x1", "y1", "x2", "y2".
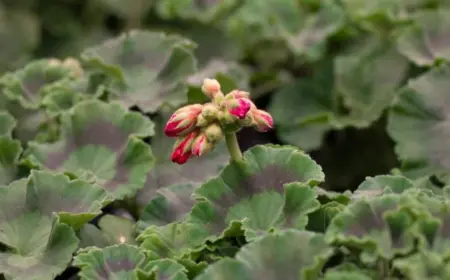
[
  {"x1": 252, "y1": 109, "x2": 274, "y2": 132},
  {"x1": 192, "y1": 132, "x2": 213, "y2": 156},
  {"x1": 171, "y1": 131, "x2": 198, "y2": 164},
  {"x1": 164, "y1": 104, "x2": 203, "y2": 137},
  {"x1": 225, "y1": 98, "x2": 252, "y2": 119}
]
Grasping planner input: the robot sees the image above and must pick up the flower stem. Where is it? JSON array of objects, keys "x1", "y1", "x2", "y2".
[{"x1": 225, "y1": 132, "x2": 243, "y2": 162}]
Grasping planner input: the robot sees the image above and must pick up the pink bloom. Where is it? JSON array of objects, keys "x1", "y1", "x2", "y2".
[
  {"x1": 171, "y1": 131, "x2": 197, "y2": 164},
  {"x1": 252, "y1": 109, "x2": 274, "y2": 132},
  {"x1": 164, "y1": 104, "x2": 203, "y2": 137},
  {"x1": 227, "y1": 98, "x2": 251, "y2": 119},
  {"x1": 191, "y1": 133, "x2": 211, "y2": 156}
]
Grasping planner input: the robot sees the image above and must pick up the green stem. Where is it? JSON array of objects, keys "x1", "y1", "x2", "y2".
[{"x1": 225, "y1": 133, "x2": 243, "y2": 162}]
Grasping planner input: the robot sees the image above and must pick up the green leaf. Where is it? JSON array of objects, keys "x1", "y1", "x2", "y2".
[
  {"x1": 0, "y1": 111, "x2": 16, "y2": 136},
  {"x1": 268, "y1": 61, "x2": 336, "y2": 150},
  {"x1": 81, "y1": 30, "x2": 197, "y2": 113},
  {"x1": 98, "y1": 0, "x2": 153, "y2": 19},
  {"x1": 186, "y1": 144, "x2": 324, "y2": 242},
  {"x1": 322, "y1": 270, "x2": 373, "y2": 280},
  {"x1": 352, "y1": 175, "x2": 414, "y2": 198},
  {"x1": 138, "y1": 222, "x2": 208, "y2": 259},
  {"x1": 387, "y1": 63, "x2": 450, "y2": 183},
  {"x1": 326, "y1": 194, "x2": 416, "y2": 260},
  {"x1": 156, "y1": 0, "x2": 241, "y2": 23},
  {"x1": 0, "y1": 59, "x2": 74, "y2": 109},
  {"x1": 0, "y1": 175, "x2": 84, "y2": 279},
  {"x1": 0, "y1": 136, "x2": 22, "y2": 186},
  {"x1": 74, "y1": 244, "x2": 149, "y2": 279},
  {"x1": 0, "y1": 7, "x2": 40, "y2": 72},
  {"x1": 335, "y1": 37, "x2": 409, "y2": 124},
  {"x1": 195, "y1": 230, "x2": 333, "y2": 280},
  {"x1": 393, "y1": 252, "x2": 450, "y2": 280},
  {"x1": 25, "y1": 99, "x2": 155, "y2": 199},
  {"x1": 138, "y1": 183, "x2": 197, "y2": 230},
  {"x1": 286, "y1": 1, "x2": 346, "y2": 59},
  {"x1": 142, "y1": 259, "x2": 189, "y2": 280},
  {"x1": 396, "y1": 9, "x2": 450, "y2": 66}
]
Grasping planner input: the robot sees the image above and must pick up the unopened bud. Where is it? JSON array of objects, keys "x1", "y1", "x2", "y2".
[
  {"x1": 201, "y1": 103, "x2": 219, "y2": 122},
  {"x1": 171, "y1": 131, "x2": 198, "y2": 164},
  {"x1": 218, "y1": 110, "x2": 236, "y2": 125},
  {"x1": 62, "y1": 57, "x2": 84, "y2": 78},
  {"x1": 164, "y1": 104, "x2": 203, "y2": 137},
  {"x1": 252, "y1": 109, "x2": 274, "y2": 132},
  {"x1": 201, "y1": 78, "x2": 221, "y2": 99},
  {"x1": 204, "y1": 123, "x2": 223, "y2": 143},
  {"x1": 48, "y1": 58, "x2": 62, "y2": 67},
  {"x1": 191, "y1": 133, "x2": 214, "y2": 157},
  {"x1": 226, "y1": 90, "x2": 250, "y2": 100},
  {"x1": 196, "y1": 114, "x2": 209, "y2": 127}
]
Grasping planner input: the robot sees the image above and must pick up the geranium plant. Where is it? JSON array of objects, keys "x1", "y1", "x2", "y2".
[{"x1": 1, "y1": 0, "x2": 450, "y2": 279}]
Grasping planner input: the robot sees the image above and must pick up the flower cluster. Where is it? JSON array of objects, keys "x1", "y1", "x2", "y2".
[{"x1": 165, "y1": 78, "x2": 274, "y2": 164}]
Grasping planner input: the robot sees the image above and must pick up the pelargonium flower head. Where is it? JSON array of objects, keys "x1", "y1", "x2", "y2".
[
  {"x1": 191, "y1": 132, "x2": 213, "y2": 157},
  {"x1": 164, "y1": 104, "x2": 203, "y2": 137},
  {"x1": 225, "y1": 98, "x2": 252, "y2": 119},
  {"x1": 171, "y1": 131, "x2": 198, "y2": 164},
  {"x1": 252, "y1": 109, "x2": 274, "y2": 132}
]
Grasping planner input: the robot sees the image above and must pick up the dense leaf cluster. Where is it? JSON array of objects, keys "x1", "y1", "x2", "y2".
[{"x1": 1, "y1": 0, "x2": 450, "y2": 279}]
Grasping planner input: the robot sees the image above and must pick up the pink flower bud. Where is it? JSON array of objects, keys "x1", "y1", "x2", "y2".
[
  {"x1": 171, "y1": 131, "x2": 197, "y2": 164},
  {"x1": 201, "y1": 78, "x2": 221, "y2": 98},
  {"x1": 226, "y1": 98, "x2": 252, "y2": 119},
  {"x1": 227, "y1": 90, "x2": 250, "y2": 99},
  {"x1": 164, "y1": 104, "x2": 203, "y2": 137},
  {"x1": 252, "y1": 109, "x2": 274, "y2": 132},
  {"x1": 192, "y1": 133, "x2": 213, "y2": 157}
]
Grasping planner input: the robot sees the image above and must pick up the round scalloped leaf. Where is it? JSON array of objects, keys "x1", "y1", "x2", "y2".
[
  {"x1": 40, "y1": 78, "x2": 93, "y2": 117},
  {"x1": 0, "y1": 59, "x2": 74, "y2": 108},
  {"x1": 335, "y1": 37, "x2": 409, "y2": 125},
  {"x1": 74, "y1": 244, "x2": 149, "y2": 279},
  {"x1": 156, "y1": 0, "x2": 240, "y2": 23},
  {"x1": 286, "y1": 1, "x2": 345, "y2": 59},
  {"x1": 0, "y1": 178, "x2": 80, "y2": 280},
  {"x1": 307, "y1": 201, "x2": 346, "y2": 233},
  {"x1": 387, "y1": 63, "x2": 450, "y2": 183},
  {"x1": 226, "y1": 0, "x2": 343, "y2": 58},
  {"x1": 98, "y1": 0, "x2": 153, "y2": 19},
  {"x1": 195, "y1": 230, "x2": 333, "y2": 280},
  {"x1": 138, "y1": 183, "x2": 197, "y2": 231},
  {"x1": 393, "y1": 252, "x2": 450, "y2": 280},
  {"x1": 396, "y1": 9, "x2": 450, "y2": 66},
  {"x1": 187, "y1": 145, "x2": 324, "y2": 242},
  {"x1": 18, "y1": 170, "x2": 110, "y2": 228},
  {"x1": 0, "y1": 111, "x2": 16, "y2": 136},
  {"x1": 414, "y1": 206, "x2": 450, "y2": 259},
  {"x1": 268, "y1": 61, "x2": 337, "y2": 150},
  {"x1": 81, "y1": 30, "x2": 197, "y2": 113},
  {"x1": 98, "y1": 214, "x2": 137, "y2": 246},
  {"x1": 326, "y1": 194, "x2": 416, "y2": 259},
  {"x1": 352, "y1": 175, "x2": 414, "y2": 198},
  {"x1": 25, "y1": 99, "x2": 155, "y2": 199},
  {"x1": 322, "y1": 270, "x2": 373, "y2": 280},
  {"x1": 136, "y1": 112, "x2": 228, "y2": 209},
  {"x1": 138, "y1": 222, "x2": 208, "y2": 259},
  {"x1": 142, "y1": 259, "x2": 189, "y2": 280},
  {"x1": 0, "y1": 136, "x2": 22, "y2": 185}
]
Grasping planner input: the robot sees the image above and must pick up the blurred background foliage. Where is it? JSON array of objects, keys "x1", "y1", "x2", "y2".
[{"x1": 1, "y1": 0, "x2": 446, "y2": 192}]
